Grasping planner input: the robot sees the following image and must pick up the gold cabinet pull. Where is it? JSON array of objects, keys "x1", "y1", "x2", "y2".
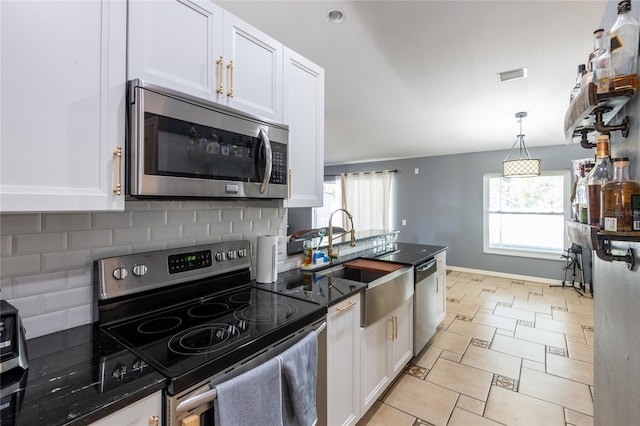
[
  {"x1": 336, "y1": 300, "x2": 356, "y2": 313},
  {"x1": 393, "y1": 316, "x2": 398, "y2": 339},
  {"x1": 113, "y1": 146, "x2": 122, "y2": 195},
  {"x1": 436, "y1": 277, "x2": 439, "y2": 293},
  {"x1": 389, "y1": 317, "x2": 396, "y2": 340},
  {"x1": 226, "y1": 60, "x2": 234, "y2": 97},
  {"x1": 148, "y1": 415, "x2": 159, "y2": 426},
  {"x1": 216, "y1": 56, "x2": 224, "y2": 94}
]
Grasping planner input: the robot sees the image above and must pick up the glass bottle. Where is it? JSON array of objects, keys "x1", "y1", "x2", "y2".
[
  {"x1": 610, "y1": 0, "x2": 639, "y2": 89},
  {"x1": 602, "y1": 158, "x2": 640, "y2": 232},
  {"x1": 570, "y1": 64, "x2": 586, "y2": 103},
  {"x1": 587, "y1": 135, "x2": 614, "y2": 228},
  {"x1": 593, "y1": 31, "x2": 612, "y2": 93},
  {"x1": 579, "y1": 162, "x2": 594, "y2": 224},
  {"x1": 587, "y1": 29, "x2": 605, "y2": 74}
]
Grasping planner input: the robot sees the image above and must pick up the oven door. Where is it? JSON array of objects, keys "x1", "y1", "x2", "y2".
[
  {"x1": 168, "y1": 318, "x2": 326, "y2": 426},
  {"x1": 128, "y1": 80, "x2": 288, "y2": 199}
]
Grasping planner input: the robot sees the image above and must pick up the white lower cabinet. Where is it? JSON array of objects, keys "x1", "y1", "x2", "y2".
[
  {"x1": 360, "y1": 297, "x2": 413, "y2": 416},
  {"x1": 435, "y1": 251, "x2": 447, "y2": 324},
  {"x1": 327, "y1": 294, "x2": 361, "y2": 426},
  {"x1": 90, "y1": 391, "x2": 162, "y2": 426}
]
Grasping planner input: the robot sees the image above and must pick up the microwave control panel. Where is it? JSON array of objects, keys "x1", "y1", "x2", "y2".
[{"x1": 270, "y1": 142, "x2": 287, "y2": 185}]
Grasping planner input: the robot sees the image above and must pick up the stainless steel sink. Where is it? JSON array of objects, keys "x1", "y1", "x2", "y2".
[{"x1": 318, "y1": 262, "x2": 413, "y2": 326}]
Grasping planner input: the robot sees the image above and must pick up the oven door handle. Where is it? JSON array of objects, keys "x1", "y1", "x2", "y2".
[
  {"x1": 175, "y1": 321, "x2": 326, "y2": 414},
  {"x1": 259, "y1": 127, "x2": 272, "y2": 194},
  {"x1": 175, "y1": 386, "x2": 218, "y2": 413}
]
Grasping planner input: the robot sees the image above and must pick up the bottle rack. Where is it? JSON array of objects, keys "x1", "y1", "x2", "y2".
[
  {"x1": 564, "y1": 82, "x2": 636, "y2": 147},
  {"x1": 566, "y1": 221, "x2": 638, "y2": 269}
]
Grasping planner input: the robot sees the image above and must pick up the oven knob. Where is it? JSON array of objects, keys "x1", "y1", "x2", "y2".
[
  {"x1": 112, "y1": 267, "x2": 128, "y2": 280},
  {"x1": 227, "y1": 250, "x2": 237, "y2": 259},
  {"x1": 238, "y1": 248, "x2": 247, "y2": 257},
  {"x1": 133, "y1": 264, "x2": 148, "y2": 277},
  {"x1": 215, "y1": 251, "x2": 226, "y2": 261},
  {"x1": 112, "y1": 364, "x2": 127, "y2": 381}
]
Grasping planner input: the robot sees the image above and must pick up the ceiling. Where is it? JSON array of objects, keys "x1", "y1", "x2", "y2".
[{"x1": 218, "y1": 0, "x2": 608, "y2": 165}]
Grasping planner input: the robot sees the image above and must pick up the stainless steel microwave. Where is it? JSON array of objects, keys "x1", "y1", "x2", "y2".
[{"x1": 127, "y1": 79, "x2": 288, "y2": 199}]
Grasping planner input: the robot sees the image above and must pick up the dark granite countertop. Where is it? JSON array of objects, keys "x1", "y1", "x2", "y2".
[{"x1": 2, "y1": 324, "x2": 166, "y2": 426}]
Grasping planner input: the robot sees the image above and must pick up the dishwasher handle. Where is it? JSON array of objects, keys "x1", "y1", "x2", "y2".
[{"x1": 415, "y1": 259, "x2": 437, "y2": 282}]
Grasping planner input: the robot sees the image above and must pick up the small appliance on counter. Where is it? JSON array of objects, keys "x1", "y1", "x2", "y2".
[
  {"x1": 256, "y1": 235, "x2": 279, "y2": 283},
  {"x1": 0, "y1": 300, "x2": 28, "y2": 375}
]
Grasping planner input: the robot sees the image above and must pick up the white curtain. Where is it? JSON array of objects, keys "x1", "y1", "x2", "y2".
[{"x1": 341, "y1": 171, "x2": 393, "y2": 231}]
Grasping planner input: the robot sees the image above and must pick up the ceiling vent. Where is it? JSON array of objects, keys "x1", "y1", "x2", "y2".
[{"x1": 497, "y1": 67, "x2": 528, "y2": 82}]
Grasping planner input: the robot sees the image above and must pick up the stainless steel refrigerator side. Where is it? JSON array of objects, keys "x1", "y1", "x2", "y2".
[{"x1": 593, "y1": 240, "x2": 640, "y2": 425}]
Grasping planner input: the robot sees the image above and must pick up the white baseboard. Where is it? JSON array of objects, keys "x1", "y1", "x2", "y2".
[{"x1": 446, "y1": 265, "x2": 566, "y2": 286}]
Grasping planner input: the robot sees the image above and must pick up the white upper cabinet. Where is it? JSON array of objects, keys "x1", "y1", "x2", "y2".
[
  {"x1": 128, "y1": 1, "x2": 283, "y2": 122},
  {"x1": 127, "y1": 0, "x2": 224, "y2": 101},
  {"x1": 0, "y1": 0, "x2": 126, "y2": 212},
  {"x1": 283, "y1": 48, "x2": 325, "y2": 208}
]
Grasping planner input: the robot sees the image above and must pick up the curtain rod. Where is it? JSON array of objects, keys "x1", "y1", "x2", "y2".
[{"x1": 324, "y1": 169, "x2": 398, "y2": 177}]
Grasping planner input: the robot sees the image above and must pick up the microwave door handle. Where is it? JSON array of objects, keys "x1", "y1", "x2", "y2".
[{"x1": 259, "y1": 128, "x2": 272, "y2": 194}]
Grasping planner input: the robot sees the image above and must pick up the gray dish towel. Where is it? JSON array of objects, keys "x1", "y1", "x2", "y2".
[
  {"x1": 278, "y1": 331, "x2": 318, "y2": 426},
  {"x1": 215, "y1": 356, "x2": 284, "y2": 426}
]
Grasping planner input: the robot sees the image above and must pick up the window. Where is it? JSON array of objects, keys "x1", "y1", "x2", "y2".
[
  {"x1": 312, "y1": 177, "x2": 342, "y2": 229},
  {"x1": 483, "y1": 170, "x2": 571, "y2": 260}
]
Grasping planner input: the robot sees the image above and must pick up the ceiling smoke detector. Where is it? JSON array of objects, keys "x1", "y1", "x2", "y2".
[
  {"x1": 497, "y1": 67, "x2": 528, "y2": 82},
  {"x1": 327, "y1": 9, "x2": 345, "y2": 24}
]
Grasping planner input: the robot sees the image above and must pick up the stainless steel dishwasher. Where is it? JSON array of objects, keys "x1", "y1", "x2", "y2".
[{"x1": 413, "y1": 258, "x2": 438, "y2": 355}]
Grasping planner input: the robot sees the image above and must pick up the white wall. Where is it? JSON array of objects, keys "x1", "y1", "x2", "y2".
[{"x1": 0, "y1": 200, "x2": 287, "y2": 339}]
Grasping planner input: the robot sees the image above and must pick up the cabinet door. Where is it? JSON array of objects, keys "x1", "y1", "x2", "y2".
[
  {"x1": 222, "y1": 12, "x2": 283, "y2": 122},
  {"x1": 327, "y1": 296, "x2": 361, "y2": 426},
  {"x1": 283, "y1": 48, "x2": 325, "y2": 208},
  {"x1": 360, "y1": 315, "x2": 390, "y2": 415},
  {"x1": 127, "y1": 0, "x2": 224, "y2": 101},
  {"x1": 390, "y1": 298, "x2": 413, "y2": 377},
  {"x1": 90, "y1": 391, "x2": 162, "y2": 426},
  {"x1": 435, "y1": 252, "x2": 447, "y2": 325},
  {"x1": 0, "y1": 0, "x2": 125, "y2": 212}
]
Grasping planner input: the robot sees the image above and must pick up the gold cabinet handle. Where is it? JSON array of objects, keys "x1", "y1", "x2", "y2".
[
  {"x1": 336, "y1": 300, "x2": 356, "y2": 313},
  {"x1": 148, "y1": 416, "x2": 159, "y2": 426},
  {"x1": 216, "y1": 56, "x2": 224, "y2": 94},
  {"x1": 226, "y1": 60, "x2": 234, "y2": 97},
  {"x1": 113, "y1": 146, "x2": 122, "y2": 195},
  {"x1": 389, "y1": 317, "x2": 394, "y2": 340},
  {"x1": 436, "y1": 277, "x2": 439, "y2": 293},
  {"x1": 393, "y1": 316, "x2": 398, "y2": 340}
]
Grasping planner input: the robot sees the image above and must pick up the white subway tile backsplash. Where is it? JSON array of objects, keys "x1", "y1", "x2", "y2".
[
  {"x1": 1, "y1": 278, "x2": 13, "y2": 299},
  {"x1": 151, "y1": 225, "x2": 182, "y2": 242},
  {"x1": 0, "y1": 214, "x2": 41, "y2": 235},
  {"x1": 67, "y1": 268, "x2": 92, "y2": 289},
  {"x1": 9, "y1": 295, "x2": 42, "y2": 317},
  {"x1": 22, "y1": 311, "x2": 67, "y2": 339},
  {"x1": 133, "y1": 210, "x2": 167, "y2": 227},
  {"x1": 168, "y1": 209, "x2": 196, "y2": 224},
  {"x1": 92, "y1": 211, "x2": 133, "y2": 229},
  {"x1": 13, "y1": 271, "x2": 67, "y2": 297},
  {"x1": 68, "y1": 229, "x2": 112, "y2": 250},
  {"x1": 221, "y1": 208, "x2": 243, "y2": 222},
  {"x1": 0, "y1": 202, "x2": 285, "y2": 338},
  {"x1": 1, "y1": 235, "x2": 12, "y2": 256},
  {"x1": 43, "y1": 213, "x2": 91, "y2": 232},
  {"x1": 66, "y1": 304, "x2": 92, "y2": 329},
  {"x1": 231, "y1": 220, "x2": 252, "y2": 233},
  {"x1": 183, "y1": 222, "x2": 210, "y2": 238},
  {"x1": 113, "y1": 227, "x2": 150, "y2": 245},
  {"x1": 197, "y1": 209, "x2": 222, "y2": 223},
  {"x1": 43, "y1": 287, "x2": 91, "y2": 312},
  {"x1": 14, "y1": 232, "x2": 67, "y2": 255},
  {"x1": 0, "y1": 254, "x2": 41, "y2": 277},
  {"x1": 42, "y1": 249, "x2": 92, "y2": 272}
]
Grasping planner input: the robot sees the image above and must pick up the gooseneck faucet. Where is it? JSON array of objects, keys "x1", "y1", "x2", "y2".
[{"x1": 327, "y1": 208, "x2": 356, "y2": 261}]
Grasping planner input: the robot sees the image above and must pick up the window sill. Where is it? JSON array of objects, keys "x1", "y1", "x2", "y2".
[{"x1": 484, "y1": 247, "x2": 564, "y2": 261}]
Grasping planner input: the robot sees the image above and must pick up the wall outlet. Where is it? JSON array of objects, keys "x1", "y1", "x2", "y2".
[{"x1": 402, "y1": 219, "x2": 407, "y2": 226}]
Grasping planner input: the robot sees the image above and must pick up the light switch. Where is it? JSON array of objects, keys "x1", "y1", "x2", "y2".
[
  {"x1": 402, "y1": 219, "x2": 407, "y2": 226},
  {"x1": 414, "y1": 168, "x2": 419, "y2": 174}
]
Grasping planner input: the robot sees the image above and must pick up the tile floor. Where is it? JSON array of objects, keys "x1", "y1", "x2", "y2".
[{"x1": 357, "y1": 270, "x2": 594, "y2": 426}]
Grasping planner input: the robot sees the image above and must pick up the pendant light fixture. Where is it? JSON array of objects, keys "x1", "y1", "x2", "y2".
[{"x1": 502, "y1": 112, "x2": 541, "y2": 177}]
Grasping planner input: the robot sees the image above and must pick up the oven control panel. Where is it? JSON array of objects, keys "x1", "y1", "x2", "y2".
[{"x1": 96, "y1": 240, "x2": 252, "y2": 300}]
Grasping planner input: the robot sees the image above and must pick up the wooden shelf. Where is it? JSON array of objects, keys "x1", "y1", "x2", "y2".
[{"x1": 564, "y1": 82, "x2": 635, "y2": 145}]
